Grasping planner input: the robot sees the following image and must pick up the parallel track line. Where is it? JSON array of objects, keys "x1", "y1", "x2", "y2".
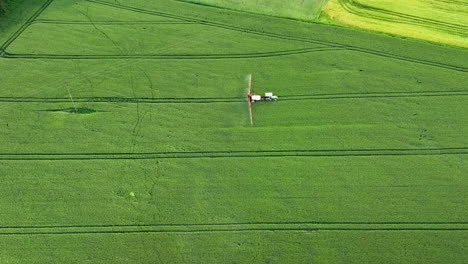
[
  {"x1": 1, "y1": 148, "x2": 467, "y2": 161},
  {"x1": 2, "y1": 47, "x2": 342, "y2": 60},
  {"x1": 80, "y1": 0, "x2": 468, "y2": 72},
  {"x1": 0, "y1": 0, "x2": 54, "y2": 51},
  {"x1": 1, "y1": 90, "x2": 467, "y2": 104}
]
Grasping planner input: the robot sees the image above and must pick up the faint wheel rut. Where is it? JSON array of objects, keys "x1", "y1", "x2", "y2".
[
  {"x1": 2, "y1": 0, "x2": 467, "y2": 73},
  {"x1": 1, "y1": 90, "x2": 467, "y2": 104},
  {"x1": 0, "y1": 147, "x2": 467, "y2": 161},
  {"x1": 0, "y1": 221, "x2": 466, "y2": 235},
  {"x1": 338, "y1": 0, "x2": 467, "y2": 36}
]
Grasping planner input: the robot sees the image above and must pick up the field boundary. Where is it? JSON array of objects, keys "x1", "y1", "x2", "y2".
[{"x1": 1, "y1": 147, "x2": 467, "y2": 161}]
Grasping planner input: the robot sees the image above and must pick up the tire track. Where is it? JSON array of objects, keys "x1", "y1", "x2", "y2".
[
  {"x1": 1, "y1": 90, "x2": 467, "y2": 104},
  {"x1": 281, "y1": 90, "x2": 468, "y2": 101},
  {"x1": 438, "y1": 0, "x2": 468, "y2": 7},
  {"x1": 0, "y1": 96, "x2": 243, "y2": 104},
  {"x1": 1, "y1": 228, "x2": 465, "y2": 236},
  {"x1": 2, "y1": 0, "x2": 466, "y2": 73},
  {"x1": 2, "y1": 221, "x2": 466, "y2": 229},
  {"x1": 80, "y1": 0, "x2": 468, "y2": 72},
  {"x1": 344, "y1": 46, "x2": 468, "y2": 72},
  {"x1": 1, "y1": 148, "x2": 467, "y2": 161},
  {"x1": 0, "y1": 222, "x2": 466, "y2": 236},
  {"x1": 32, "y1": 19, "x2": 196, "y2": 25},
  {"x1": 172, "y1": 0, "x2": 328, "y2": 21},
  {"x1": 358, "y1": 0, "x2": 466, "y2": 31},
  {"x1": 2, "y1": 47, "x2": 343, "y2": 60},
  {"x1": 0, "y1": 0, "x2": 54, "y2": 51},
  {"x1": 339, "y1": 0, "x2": 467, "y2": 36},
  {"x1": 85, "y1": 0, "x2": 335, "y2": 46}
]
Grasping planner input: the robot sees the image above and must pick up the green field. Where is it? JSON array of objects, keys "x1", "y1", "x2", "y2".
[
  {"x1": 0, "y1": 0, "x2": 22, "y2": 17},
  {"x1": 0, "y1": 0, "x2": 467, "y2": 263},
  {"x1": 323, "y1": 0, "x2": 468, "y2": 48},
  {"x1": 175, "y1": 0, "x2": 328, "y2": 21}
]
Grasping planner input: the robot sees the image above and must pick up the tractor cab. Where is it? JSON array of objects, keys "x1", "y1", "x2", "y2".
[
  {"x1": 249, "y1": 92, "x2": 278, "y2": 102},
  {"x1": 264, "y1": 92, "x2": 278, "y2": 101}
]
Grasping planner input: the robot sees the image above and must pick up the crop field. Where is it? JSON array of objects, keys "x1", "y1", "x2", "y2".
[
  {"x1": 174, "y1": 0, "x2": 329, "y2": 21},
  {"x1": 323, "y1": 0, "x2": 468, "y2": 48},
  {"x1": 0, "y1": 0, "x2": 467, "y2": 263}
]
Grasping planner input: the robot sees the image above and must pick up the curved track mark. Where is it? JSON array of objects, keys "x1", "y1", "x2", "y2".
[
  {"x1": 339, "y1": 0, "x2": 467, "y2": 36},
  {"x1": 32, "y1": 19, "x2": 196, "y2": 25},
  {"x1": 82, "y1": 0, "x2": 468, "y2": 72},
  {"x1": 85, "y1": 0, "x2": 332, "y2": 45},
  {"x1": 2, "y1": 47, "x2": 342, "y2": 60},
  {"x1": 438, "y1": 0, "x2": 468, "y2": 7},
  {"x1": 2, "y1": 0, "x2": 466, "y2": 72}
]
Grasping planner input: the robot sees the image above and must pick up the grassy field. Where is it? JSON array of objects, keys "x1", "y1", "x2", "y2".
[
  {"x1": 0, "y1": 0, "x2": 467, "y2": 263},
  {"x1": 323, "y1": 0, "x2": 468, "y2": 48},
  {"x1": 0, "y1": 0, "x2": 23, "y2": 17},
  {"x1": 174, "y1": 0, "x2": 329, "y2": 21}
]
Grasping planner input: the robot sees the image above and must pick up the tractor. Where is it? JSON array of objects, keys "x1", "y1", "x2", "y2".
[{"x1": 248, "y1": 92, "x2": 278, "y2": 103}]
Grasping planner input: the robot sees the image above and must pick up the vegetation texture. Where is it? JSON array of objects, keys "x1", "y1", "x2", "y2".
[
  {"x1": 0, "y1": 0, "x2": 467, "y2": 263},
  {"x1": 323, "y1": 0, "x2": 468, "y2": 48},
  {"x1": 175, "y1": 0, "x2": 329, "y2": 21}
]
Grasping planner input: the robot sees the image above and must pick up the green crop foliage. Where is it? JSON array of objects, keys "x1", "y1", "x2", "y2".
[
  {"x1": 0, "y1": 0, "x2": 467, "y2": 263},
  {"x1": 323, "y1": 0, "x2": 468, "y2": 48},
  {"x1": 175, "y1": 0, "x2": 328, "y2": 21},
  {"x1": 0, "y1": 230, "x2": 466, "y2": 263},
  {"x1": 0, "y1": 0, "x2": 25, "y2": 17}
]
